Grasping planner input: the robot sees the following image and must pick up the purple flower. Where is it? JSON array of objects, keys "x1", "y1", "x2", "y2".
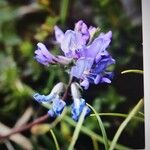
[
  {"x1": 54, "y1": 20, "x2": 96, "y2": 59},
  {"x1": 71, "y1": 98, "x2": 91, "y2": 121},
  {"x1": 70, "y1": 31, "x2": 115, "y2": 89},
  {"x1": 48, "y1": 98, "x2": 66, "y2": 117},
  {"x1": 84, "y1": 57, "x2": 114, "y2": 89},
  {"x1": 54, "y1": 26, "x2": 64, "y2": 44},
  {"x1": 74, "y1": 20, "x2": 90, "y2": 44},
  {"x1": 83, "y1": 31, "x2": 112, "y2": 59},
  {"x1": 71, "y1": 55, "x2": 115, "y2": 89},
  {"x1": 60, "y1": 30, "x2": 86, "y2": 58},
  {"x1": 35, "y1": 20, "x2": 115, "y2": 90},
  {"x1": 33, "y1": 20, "x2": 115, "y2": 122},
  {"x1": 34, "y1": 43, "x2": 57, "y2": 66},
  {"x1": 35, "y1": 43, "x2": 73, "y2": 66},
  {"x1": 71, "y1": 57, "x2": 94, "y2": 78}
]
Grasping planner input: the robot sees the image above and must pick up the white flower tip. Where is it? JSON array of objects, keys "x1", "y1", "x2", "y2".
[
  {"x1": 37, "y1": 43, "x2": 47, "y2": 51},
  {"x1": 54, "y1": 25, "x2": 60, "y2": 31},
  {"x1": 71, "y1": 83, "x2": 81, "y2": 99},
  {"x1": 106, "y1": 31, "x2": 112, "y2": 38},
  {"x1": 51, "y1": 82, "x2": 65, "y2": 95},
  {"x1": 37, "y1": 42, "x2": 44, "y2": 47}
]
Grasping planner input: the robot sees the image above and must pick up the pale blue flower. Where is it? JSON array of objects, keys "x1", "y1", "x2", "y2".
[
  {"x1": 48, "y1": 98, "x2": 66, "y2": 117},
  {"x1": 33, "y1": 93, "x2": 55, "y2": 103},
  {"x1": 71, "y1": 98, "x2": 91, "y2": 121}
]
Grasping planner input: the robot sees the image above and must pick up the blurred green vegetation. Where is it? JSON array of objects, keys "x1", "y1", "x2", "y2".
[{"x1": 0, "y1": 0, "x2": 144, "y2": 149}]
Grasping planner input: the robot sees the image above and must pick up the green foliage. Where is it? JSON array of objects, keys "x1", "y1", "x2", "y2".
[{"x1": 93, "y1": 87, "x2": 126, "y2": 112}]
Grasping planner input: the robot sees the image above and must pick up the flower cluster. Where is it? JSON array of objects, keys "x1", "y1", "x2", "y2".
[
  {"x1": 33, "y1": 82, "x2": 90, "y2": 121},
  {"x1": 34, "y1": 20, "x2": 115, "y2": 89},
  {"x1": 33, "y1": 20, "x2": 115, "y2": 121}
]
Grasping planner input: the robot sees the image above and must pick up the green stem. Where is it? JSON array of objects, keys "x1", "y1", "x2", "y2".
[
  {"x1": 63, "y1": 116, "x2": 130, "y2": 150},
  {"x1": 60, "y1": 0, "x2": 69, "y2": 26},
  {"x1": 49, "y1": 108, "x2": 67, "y2": 129},
  {"x1": 138, "y1": 111, "x2": 144, "y2": 117},
  {"x1": 50, "y1": 129, "x2": 60, "y2": 150},
  {"x1": 91, "y1": 137, "x2": 99, "y2": 150},
  {"x1": 68, "y1": 107, "x2": 88, "y2": 150},
  {"x1": 121, "y1": 69, "x2": 143, "y2": 74},
  {"x1": 87, "y1": 103, "x2": 109, "y2": 150},
  {"x1": 109, "y1": 99, "x2": 144, "y2": 150},
  {"x1": 90, "y1": 112, "x2": 144, "y2": 122}
]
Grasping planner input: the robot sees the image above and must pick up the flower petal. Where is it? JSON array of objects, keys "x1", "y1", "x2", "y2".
[
  {"x1": 47, "y1": 98, "x2": 66, "y2": 117},
  {"x1": 75, "y1": 20, "x2": 90, "y2": 43},
  {"x1": 71, "y1": 58, "x2": 94, "y2": 78},
  {"x1": 33, "y1": 93, "x2": 55, "y2": 103},
  {"x1": 35, "y1": 43, "x2": 56, "y2": 66},
  {"x1": 85, "y1": 31, "x2": 112, "y2": 58},
  {"x1": 61, "y1": 30, "x2": 85, "y2": 57},
  {"x1": 71, "y1": 98, "x2": 91, "y2": 121},
  {"x1": 80, "y1": 79, "x2": 89, "y2": 90},
  {"x1": 54, "y1": 26, "x2": 65, "y2": 44},
  {"x1": 101, "y1": 77, "x2": 111, "y2": 83}
]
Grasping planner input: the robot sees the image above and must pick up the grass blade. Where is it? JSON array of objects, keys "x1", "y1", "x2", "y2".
[
  {"x1": 87, "y1": 103, "x2": 109, "y2": 150},
  {"x1": 50, "y1": 129, "x2": 60, "y2": 150},
  {"x1": 90, "y1": 112, "x2": 144, "y2": 122},
  {"x1": 68, "y1": 106, "x2": 88, "y2": 150},
  {"x1": 91, "y1": 137, "x2": 99, "y2": 150},
  {"x1": 60, "y1": 0, "x2": 69, "y2": 25},
  {"x1": 109, "y1": 99, "x2": 144, "y2": 150},
  {"x1": 121, "y1": 69, "x2": 143, "y2": 74},
  {"x1": 63, "y1": 116, "x2": 130, "y2": 150}
]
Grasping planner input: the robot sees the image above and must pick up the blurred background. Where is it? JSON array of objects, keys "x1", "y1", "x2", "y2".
[{"x1": 0, "y1": 0, "x2": 144, "y2": 149}]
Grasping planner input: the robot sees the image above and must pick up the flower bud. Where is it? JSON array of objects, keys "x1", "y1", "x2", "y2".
[
  {"x1": 71, "y1": 82, "x2": 81, "y2": 99},
  {"x1": 51, "y1": 82, "x2": 65, "y2": 96}
]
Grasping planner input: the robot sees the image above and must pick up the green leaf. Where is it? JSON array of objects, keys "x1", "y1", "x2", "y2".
[
  {"x1": 87, "y1": 103, "x2": 109, "y2": 150},
  {"x1": 90, "y1": 112, "x2": 144, "y2": 122},
  {"x1": 121, "y1": 69, "x2": 143, "y2": 74},
  {"x1": 109, "y1": 99, "x2": 144, "y2": 150},
  {"x1": 50, "y1": 129, "x2": 60, "y2": 150},
  {"x1": 60, "y1": 0, "x2": 70, "y2": 25},
  {"x1": 63, "y1": 116, "x2": 130, "y2": 150},
  {"x1": 68, "y1": 106, "x2": 88, "y2": 150}
]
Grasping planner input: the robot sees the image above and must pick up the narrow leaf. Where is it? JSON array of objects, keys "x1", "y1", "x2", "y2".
[
  {"x1": 87, "y1": 103, "x2": 109, "y2": 150},
  {"x1": 60, "y1": 0, "x2": 69, "y2": 25},
  {"x1": 68, "y1": 106, "x2": 88, "y2": 150},
  {"x1": 63, "y1": 116, "x2": 130, "y2": 150},
  {"x1": 50, "y1": 129, "x2": 60, "y2": 150},
  {"x1": 90, "y1": 112, "x2": 144, "y2": 122},
  {"x1": 109, "y1": 99, "x2": 144, "y2": 150},
  {"x1": 121, "y1": 69, "x2": 143, "y2": 74}
]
